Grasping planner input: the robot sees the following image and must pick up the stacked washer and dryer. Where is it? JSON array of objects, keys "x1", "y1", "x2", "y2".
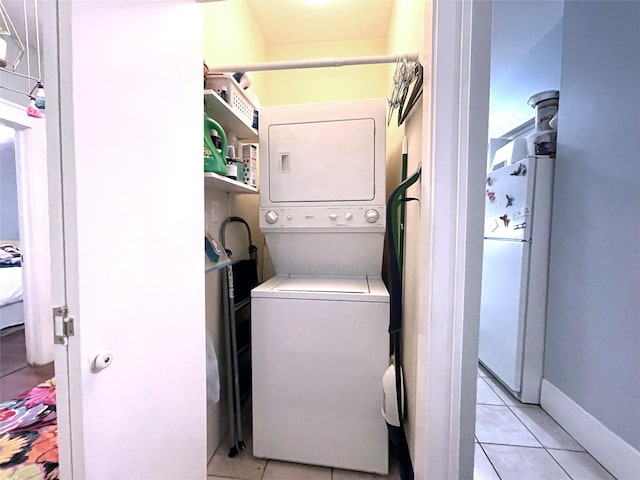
[{"x1": 251, "y1": 99, "x2": 390, "y2": 474}]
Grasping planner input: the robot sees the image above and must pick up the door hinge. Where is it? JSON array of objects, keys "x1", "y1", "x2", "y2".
[{"x1": 53, "y1": 306, "x2": 75, "y2": 345}]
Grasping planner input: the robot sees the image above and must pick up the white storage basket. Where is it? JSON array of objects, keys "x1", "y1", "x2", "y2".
[{"x1": 205, "y1": 74, "x2": 256, "y2": 128}]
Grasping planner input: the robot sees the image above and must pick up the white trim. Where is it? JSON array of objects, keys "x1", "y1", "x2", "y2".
[
  {"x1": 413, "y1": 1, "x2": 491, "y2": 479},
  {"x1": 541, "y1": 379, "x2": 640, "y2": 480},
  {"x1": 0, "y1": 98, "x2": 34, "y2": 127},
  {"x1": 0, "y1": 98, "x2": 53, "y2": 366},
  {"x1": 41, "y1": 1, "x2": 75, "y2": 477}
]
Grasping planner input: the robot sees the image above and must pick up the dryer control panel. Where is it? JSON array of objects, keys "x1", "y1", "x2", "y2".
[{"x1": 260, "y1": 206, "x2": 385, "y2": 231}]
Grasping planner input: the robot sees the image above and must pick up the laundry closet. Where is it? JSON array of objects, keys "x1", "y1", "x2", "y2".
[{"x1": 201, "y1": 0, "x2": 426, "y2": 471}]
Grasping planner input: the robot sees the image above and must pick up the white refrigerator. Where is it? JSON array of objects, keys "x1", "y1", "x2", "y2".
[{"x1": 479, "y1": 156, "x2": 554, "y2": 404}]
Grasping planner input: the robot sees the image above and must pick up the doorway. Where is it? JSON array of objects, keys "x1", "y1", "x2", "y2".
[
  {"x1": 0, "y1": 97, "x2": 54, "y2": 364},
  {"x1": 0, "y1": 122, "x2": 53, "y2": 400},
  {"x1": 0, "y1": 99, "x2": 57, "y2": 476},
  {"x1": 473, "y1": 2, "x2": 616, "y2": 479}
]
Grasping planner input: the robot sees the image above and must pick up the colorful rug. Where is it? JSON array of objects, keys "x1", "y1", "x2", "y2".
[{"x1": 0, "y1": 379, "x2": 58, "y2": 480}]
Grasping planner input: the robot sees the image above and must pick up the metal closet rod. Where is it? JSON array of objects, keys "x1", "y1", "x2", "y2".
[{"x1": 207, "y1": 52, "x2": 420, "y2": 73}]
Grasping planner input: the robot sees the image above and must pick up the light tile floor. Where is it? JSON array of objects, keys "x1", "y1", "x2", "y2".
[
  {"x1": 474, "y1": 364, "x2": 616, "y2": 480},
  {"x1": 208, "y1": 430, "x2": 401, "y2": 480},
  {"x1": 208, "y1": 365, "x2": 618, "y2": 479},
  {"x1": 207, "y1": 405, "x2": 401, "y2": 480},
  {"x1": 9, "y1": 325, "x2": 615, "y2": 479}
]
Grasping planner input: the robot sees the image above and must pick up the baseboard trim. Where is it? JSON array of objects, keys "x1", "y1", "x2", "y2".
[{"x1": 540, "y1": 379, "x2": 640, "y2": 480}]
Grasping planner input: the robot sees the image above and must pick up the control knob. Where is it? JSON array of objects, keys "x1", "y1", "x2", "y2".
[
  {"x1": 265, "y1": 211, "x2": 279, "y2": 224},
  {"x1": 365, "y1": 209, "x2": 380, "y2": 223}
]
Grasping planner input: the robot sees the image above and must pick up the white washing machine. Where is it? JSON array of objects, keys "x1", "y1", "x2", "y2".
[
  {"x1": 252, "y1": 99, "x2": 389, "y2": 474},
  {"x1": 252, "y1": 275, "x2": 389, "y2": 473}
]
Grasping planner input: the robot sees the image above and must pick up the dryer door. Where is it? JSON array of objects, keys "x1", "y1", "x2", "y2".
[{"x1": 267, "y1": 118, "x2": 376, "y2": 203}]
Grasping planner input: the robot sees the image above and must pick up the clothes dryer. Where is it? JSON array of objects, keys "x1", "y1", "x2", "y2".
[{"x1": 251, "y1": 99, "x2": 389, "y2": 473}]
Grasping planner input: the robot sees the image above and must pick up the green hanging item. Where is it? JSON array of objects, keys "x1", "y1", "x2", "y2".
[{"x1": 204, "y1": 113, "x2": 228, "y2": 175}]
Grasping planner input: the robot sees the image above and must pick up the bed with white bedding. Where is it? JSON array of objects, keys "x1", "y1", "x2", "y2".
[{"x1": 0, "y1": 242, "x2": 24, "y2": 331}]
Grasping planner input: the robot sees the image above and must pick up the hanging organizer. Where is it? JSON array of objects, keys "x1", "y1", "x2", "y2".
[
  {"x1": 219, "y1": 216, "x2": 260, "y2": 457},
  {"x1": 388, "y1": 56, "x2": 423, "y2": 126}
]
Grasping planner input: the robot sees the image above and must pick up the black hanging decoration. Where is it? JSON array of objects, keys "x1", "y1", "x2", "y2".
[{"x1": 506, "y1": 194, "x2": 514, "y2": 207}]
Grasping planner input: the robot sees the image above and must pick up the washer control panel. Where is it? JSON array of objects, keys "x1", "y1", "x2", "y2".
[{"x1": 260, "y1": 206, "x2": 385, "y2": 230}]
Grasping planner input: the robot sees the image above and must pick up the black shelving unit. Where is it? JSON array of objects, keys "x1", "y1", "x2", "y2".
[{"x1": 220, "y1": 217, "x2": 259, "y2": 457}]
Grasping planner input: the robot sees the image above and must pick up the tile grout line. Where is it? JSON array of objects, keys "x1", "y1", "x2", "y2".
[
  {"x1": 0, "y1": 364, "x2": 30, "y2": 379},
  {"x1": 478, "y1": 441, "x2": 502, "y2": 480},
  {"x1": 541, "y1": 444, "x2": 576, "y2": 480},
  {"x1": 475, "y1": 373, "x2": 504, "y2": 479},
  {"x1": 504, "y1": 400, "x2": 588, "y2": 457},
  {"x1": 476, "y1": 403, "x2": 543, "y2": 449},
  {"x1": 480, "y1": 441, "x2": 544, "y2": 450},
  {"x1": 481, "y1": 375, "x2": 521, "y2": 408},
  {"x1": 479, "y1": 440, "x2": 578, "y2": 480},
  {"x1": 259, "y1": 459, "x2": 267, "y2": 480},
  {"x1": 478, "y1": 371, "x2": 554, "y2": 456},
  {"x1": 480, "y1": 370, "x2": 550, "y2": 449},
  {"x1": 477, "y1": 368, "x2": 612, "y2": 480},
  {"x1": 508, "y1": 401, "x2": 587, "y2": 449},
  {"x1": 477, "y1": 375, "x2": 506, "y2": 406},
  {"x1": 542, "y1": 446, "x2": 618, "y2": 480},
  {"x1": 480, "y1": 371, "x2": 583, "y2": 480},
  {"x1": 504, "y1": 403, "x2": 546, "y2": 448}
]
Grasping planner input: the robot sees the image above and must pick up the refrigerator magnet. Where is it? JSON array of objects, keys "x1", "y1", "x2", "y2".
[
  {"x1": 505, "y1": 194, "x2": 514, "y2": 207},
  {"x1": 510, "y1": 163, "x2": 527, "y2": 176},
  {"x1": 513, "y1": 206, "x2": 531, "y2": 220},
  {"x1": 486, "y1": 189, "x2": 496, "y2": 203},
  {"x1": 499, "y1": 214, "x2": 510, "y2": 227},
  {"x1": 486, "y1": 176, "x2": 493, "y2": 186}
]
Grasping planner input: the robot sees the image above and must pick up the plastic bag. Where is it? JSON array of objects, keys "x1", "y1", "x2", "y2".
[{"x1": 206, "y1": 331, "x2": 220, "y2": 404}]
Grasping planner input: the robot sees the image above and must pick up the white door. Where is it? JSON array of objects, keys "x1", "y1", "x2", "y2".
[
  {"x1": 478, "y1": 239, "x2": 530, "y2": 392},
  {"x1": 45, "y1": 2, "x2": 207, "y2": 478},
  {"x1": 484, "y1": 158, "x2": 536, "y2": 240},
  {"x1": 267, "y1": 118, "x2": 376, "y2": 203}
]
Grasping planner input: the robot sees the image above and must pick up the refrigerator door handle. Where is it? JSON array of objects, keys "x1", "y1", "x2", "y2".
[{"x1": 483, "y1": 237, "x2": 531, "y2": 243}]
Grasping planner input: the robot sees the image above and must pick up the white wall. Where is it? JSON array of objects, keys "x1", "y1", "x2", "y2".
[
  {"x1": 489, "y1": 1, "x2": 563, "y2": 138},
  {"x1": 544, "y1": 0, "x2": 640, "y2": 454},
  {"x1": 490, "y1": 0, "x2": 563, "y2": 85},
  {"x1": 202, "y1": 0, "x2": 269, "y2": 458},
  {"x1": 0, "y1": 125, "x2": 19, "y2": 240},
  {"x1": 384, "y1": 0, "x2": 426, "y2": 465},
  {"x1": 398, "y1": 100, "x2": 423, "y2": 457}
]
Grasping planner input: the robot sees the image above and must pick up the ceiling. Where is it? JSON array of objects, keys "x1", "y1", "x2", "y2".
[
  {"x1": 2, "y1": 0, "x2": 396, "y2": 56},
  {"x1": 245, "y1": 0, "x2": 395, "y2": 45}
]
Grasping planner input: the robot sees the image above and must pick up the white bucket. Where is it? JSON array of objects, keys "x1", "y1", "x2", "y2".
[{"x1": 528, "y1": 90, "x2": 559, "y2": 132}]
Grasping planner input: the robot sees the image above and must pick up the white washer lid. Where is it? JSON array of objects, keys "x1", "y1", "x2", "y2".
[{"x1": 271, "y1": 275, "x2": 370, "y2": 294}]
